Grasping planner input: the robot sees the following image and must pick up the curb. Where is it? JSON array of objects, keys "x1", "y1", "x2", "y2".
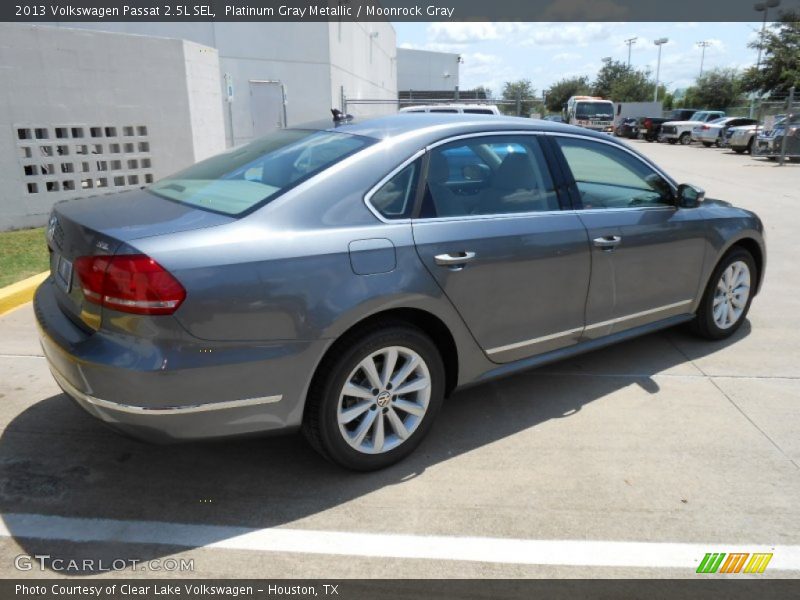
[{"x1": 0, "y1": 272, "x2": 48, "y2": 317}]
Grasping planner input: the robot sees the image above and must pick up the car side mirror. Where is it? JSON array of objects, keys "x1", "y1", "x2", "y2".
[{"x1": 676, "y1": 183, "x2": 705, "y2": 208}]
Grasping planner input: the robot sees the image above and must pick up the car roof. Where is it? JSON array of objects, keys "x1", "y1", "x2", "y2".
[
  {"x1": 296, "y1": 113, "x2": 613, "y2": 144},
  {"x1": 400, "y1": 104, "x2": 498, "y2": 110}
]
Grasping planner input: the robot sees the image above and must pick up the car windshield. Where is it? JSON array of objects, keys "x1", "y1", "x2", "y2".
[
  {"x1": 148, "y1": 129, "x2": 374, "y2": 216},
  {"x1": 576, "y1": 102, "x2": 614, "y2": 118}
]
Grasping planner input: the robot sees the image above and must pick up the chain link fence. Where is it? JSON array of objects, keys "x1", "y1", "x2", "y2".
[{"x1": 341, "y1": 91, "x2": 545, "y2": 119}]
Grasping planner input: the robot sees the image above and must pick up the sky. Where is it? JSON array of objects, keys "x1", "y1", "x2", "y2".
[{"x1": 392, "y1": 22, "x2": 768, "y2": 95}]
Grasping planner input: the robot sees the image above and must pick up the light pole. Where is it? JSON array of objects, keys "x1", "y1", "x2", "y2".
[
  {"x1": 624, "y1": 37, "x2": 638, "y2": 67},
  {"x1": 751, "y1": 1, "x2": 781, "y2": 117},
  {"x1": 754, "y1": 1, "x2": 781, "y2": 71},
  {"x1": 653, "y1": 38, "x2": 668, "y2": 102},
  {"x1": 697, "y1": 41, "x2": 712, "y2": 78}
]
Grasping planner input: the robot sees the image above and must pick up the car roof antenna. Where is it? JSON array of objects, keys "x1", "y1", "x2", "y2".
[{"x1": 332, "y1": 108, "x2": 354, "y2": 126}]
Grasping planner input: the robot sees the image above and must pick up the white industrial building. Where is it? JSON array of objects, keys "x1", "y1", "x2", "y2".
[
  {"x1": 397, "y1": 48, "x2": 460, "y2": 93},
  {"x1": 0, "y1": 22, "x2": 397, "y2": 229}
]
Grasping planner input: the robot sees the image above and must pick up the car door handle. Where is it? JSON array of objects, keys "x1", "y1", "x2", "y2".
[
  {"x1": 434, "y1": 251, "x2": 476, "y2": 267},
  {"x1": 593, "y1": 235, "x2": 622, "y2": 250}
]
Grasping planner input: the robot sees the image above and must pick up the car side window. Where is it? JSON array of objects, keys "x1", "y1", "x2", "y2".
[
  {"x1": 555, "y1": 137, "x2": 673, "y2": 209},
  {"x1": 369, "y1": 159, "x2": 420, "y2": 219},
  {"x1": 421, "y1": 136, "x2": 559, "y2": 218}
]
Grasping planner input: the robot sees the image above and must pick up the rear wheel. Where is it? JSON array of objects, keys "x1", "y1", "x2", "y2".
[
  {"x1": 679, "y1": 132, "x2": 692, "y2": 145},
  {"x1": 691, "y1": 248, "x2": 756, "y2": 340},
  {"x1": 303, "y1": 323, "x2": 445, "y2": 471}
]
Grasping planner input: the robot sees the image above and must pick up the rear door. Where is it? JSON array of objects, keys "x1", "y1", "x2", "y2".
[
  {"x1": 412, "y1": 133, "x2": 591, "y2": 363},
  {"x1": 551, "y1": 134, "x2": 707, "y2": 339}
]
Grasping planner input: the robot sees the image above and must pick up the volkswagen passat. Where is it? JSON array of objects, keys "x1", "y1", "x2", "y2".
[{"x1": 36, "y1": 114, "x2": 765, "y2": 470}]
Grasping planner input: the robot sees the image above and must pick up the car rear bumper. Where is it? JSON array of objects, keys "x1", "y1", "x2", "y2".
[{"x1": 34, "y1": 278, "x2": 327, "y2": 442}]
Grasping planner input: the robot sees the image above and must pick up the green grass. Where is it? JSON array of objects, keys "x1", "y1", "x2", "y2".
[{"x1": 0, "y1": 227, "x2": 49, "y2": 288}]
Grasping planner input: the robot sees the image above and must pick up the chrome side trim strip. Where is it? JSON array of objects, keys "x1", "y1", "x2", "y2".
[
  {"x1": 487, "y1": 300, "x2": 693, "y2": 356},
  {"x1": 487, "y1": 327, "x2": 583, "y2": 356},
  {"x1": 51, "y1": 368, "x2": 282, "y2": 415},
  {"x1": 583, "y1": 300, "x2": 693, "y2": 331}
]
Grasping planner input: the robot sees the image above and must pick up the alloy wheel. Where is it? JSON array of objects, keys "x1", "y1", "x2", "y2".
[
  {"x1": 337, "y1": 346, "x2": 431, "y2": 454},
  {"x1": 712, "y1": 260, "x2": 751, "y2": 330}
]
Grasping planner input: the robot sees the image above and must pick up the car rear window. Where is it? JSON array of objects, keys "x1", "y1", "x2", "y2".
[{"x1": 148, "y1": 129, "x2": 374, "y2": 216}]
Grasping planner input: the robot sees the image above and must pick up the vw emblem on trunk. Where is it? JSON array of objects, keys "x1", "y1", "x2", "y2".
[{"x1": 46, "y1": 214, "x2": 57, "y2": 242}]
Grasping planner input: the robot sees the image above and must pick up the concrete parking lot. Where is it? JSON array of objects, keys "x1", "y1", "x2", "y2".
[{"x1": 0, "y1": 140, "x2": 798, "y2": 579}]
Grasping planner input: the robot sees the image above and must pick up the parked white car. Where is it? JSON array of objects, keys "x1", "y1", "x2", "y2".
[
  {"x1": 692, "y1": 117, "x2": 758, "y2": 147},
  {"x1": 728, "y1": 115, "x2": 786, "y2": 154},
  {"x1": 399, "y1": 104, "x2": 502, "y2": 115},
  {"x1": 659, "y1": 111, "x2": 726, "y2": 145}
]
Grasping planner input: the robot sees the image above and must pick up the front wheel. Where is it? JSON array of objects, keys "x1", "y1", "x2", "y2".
[
  {"x1": 691, "y1": 248, "x2": 756, "y2": 340},
  {"x1": 303, "y1": 323, "x2": 445, "y2": 471}
]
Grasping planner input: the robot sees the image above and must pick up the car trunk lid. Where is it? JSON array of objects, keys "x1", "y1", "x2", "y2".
[{"x1": 46, "y1": 189, "x2": 234, "y2": 329}]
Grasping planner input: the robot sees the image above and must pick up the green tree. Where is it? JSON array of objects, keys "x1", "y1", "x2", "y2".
[
  {"x1": 501, "y1": 79, "x2": 537, "y2": 116},
  {"x1": 591, "y1": 59, "x2": 655, "y2": 101},
  {"x1": 544, "y1": 76, "x2": 591, "y2": 113},
  {"x1": 470, "y1": 85, "x2": 493, "y2": 100},
  {"x1": 741, "y1": 13, "x2": 800, "y2": 95},
  {"x1": 684, "y1": 68, "x2": 743, "y2": 110}
]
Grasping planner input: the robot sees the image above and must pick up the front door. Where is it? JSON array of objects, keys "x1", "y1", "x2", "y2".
[
  {"x1": 551, "y1": 135, "x2": 708, "y2": 339},
  {"x1": 412, "y1": 134, "x2": 591, "y2": 363},
  {"x1": 250, "y1": 81, "x2": 285, "y2": 137}
]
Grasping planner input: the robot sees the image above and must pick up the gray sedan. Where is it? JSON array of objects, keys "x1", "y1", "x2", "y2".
[{"x1": 36, "y1": 114, "x2": 766, "y2": 470}]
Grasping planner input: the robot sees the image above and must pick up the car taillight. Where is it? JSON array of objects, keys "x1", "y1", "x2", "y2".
[
  {"x1": 74, "y1": 254, "x2": 185, "y2": 315},
  {"x1": 701, "y1": 125, "x2": 710, "y2": 130},
  {"x1": 644, "y1": 119, "x2": 652, "y2": 128}
]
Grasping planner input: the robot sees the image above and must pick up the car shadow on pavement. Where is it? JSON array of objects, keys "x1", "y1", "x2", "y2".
[{"x1": 0, "y1": 322, "x2": 750, "y2": 574}]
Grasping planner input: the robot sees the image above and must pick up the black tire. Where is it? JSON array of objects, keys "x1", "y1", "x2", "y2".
[
  {"x1": 746, "y1": 138, "x2": 754, "y2": 154},
  {"x1": 690, "y1": 248, "x2": 757, "y2": 341},
  {"x1": 645, "y1": 137, "x2": 655, "y2": 143},
  {"x1": 733, "y1": 148, "x2": 746, "y2": 154},
  {"x1": 302, "y1": 322, "x2": 445, "y2": 471},
  {"x1": 679, "y1": 132, "x2": 692, "y2": 145},
  {"x1": 702, "y1": 142, "x2": 713, "y2": 147},
  {"x1": 668, "y1": 139, "x2": 677, "y2": 145}
]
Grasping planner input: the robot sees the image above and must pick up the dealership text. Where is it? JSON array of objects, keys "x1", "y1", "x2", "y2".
[
  {"x1": 225, "y1": 4, "x2": 455, "y2": 18},
  {"x1": 16, "y1": 5, "x2": 217, "y2": 18},
  {"x1": 16, "y1": 584, "x2": 255, "y2": 597}
]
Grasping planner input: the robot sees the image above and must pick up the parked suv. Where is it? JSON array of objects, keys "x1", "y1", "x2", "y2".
[
  {"x1": 400, "y1": 104, "x2": 502, "y2": 115},
  {"x1": 640, "y1": 109, "x2": 700, "y2": 142},
  {"x1": 659, "y1": 111, "x2": 726, "y2": 145},
  {"x1": 728, "y1": 116, "x2": 785, "y2": 154}
]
